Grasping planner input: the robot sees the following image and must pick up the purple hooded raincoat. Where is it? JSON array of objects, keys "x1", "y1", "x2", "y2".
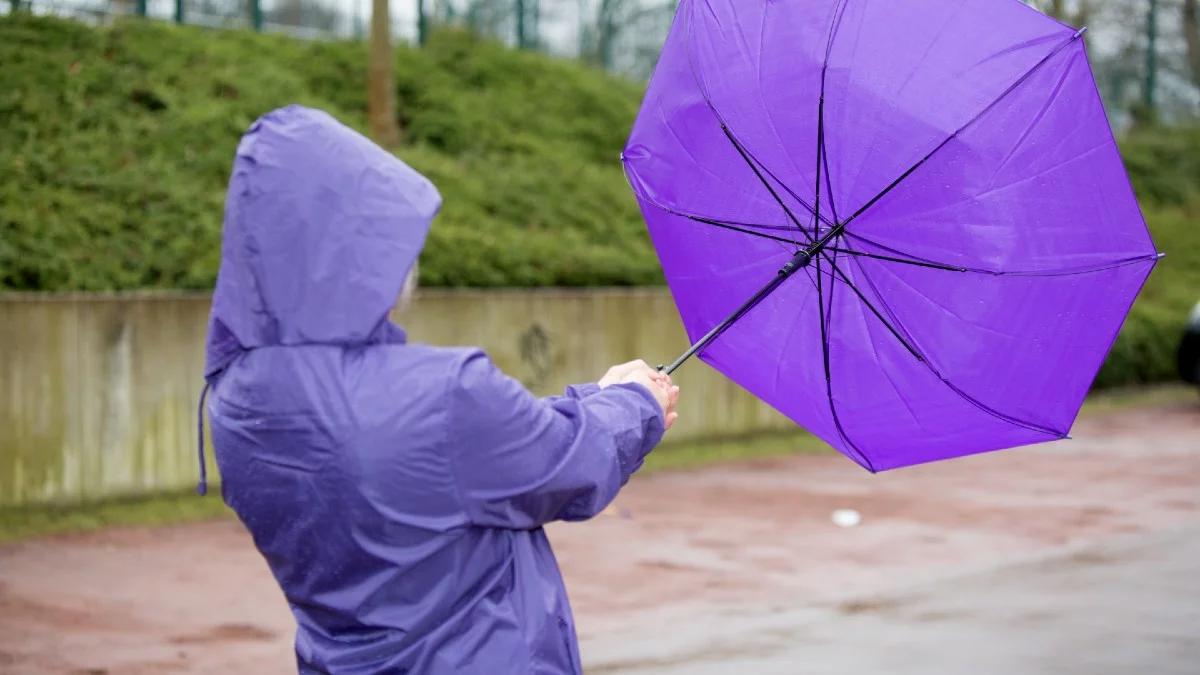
[{"x1": 203, "y1": 106, "x2": 665, "y2": 674}]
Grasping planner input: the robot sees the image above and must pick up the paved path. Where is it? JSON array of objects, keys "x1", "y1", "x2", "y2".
[
  {"x1": 1, "y1": 396, "x2": 1197, "y2": 673},
  {"x1": 586, "y1": 526, "x2": 1200, "y2": 674}
]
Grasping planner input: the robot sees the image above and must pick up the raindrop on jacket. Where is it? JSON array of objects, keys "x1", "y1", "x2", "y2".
[{"x1": 203, "y1": 105, "x2": 665, "y2": 674}]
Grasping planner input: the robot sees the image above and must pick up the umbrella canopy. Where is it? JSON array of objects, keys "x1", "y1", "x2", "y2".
[{"x1": 623, "y1": 0, "x2": 1160, "y2": 472}]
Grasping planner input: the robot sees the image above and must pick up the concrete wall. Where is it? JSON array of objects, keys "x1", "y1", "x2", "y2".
[{"x1": 0, "y1": 289, "x2": 790, "y2": 506}]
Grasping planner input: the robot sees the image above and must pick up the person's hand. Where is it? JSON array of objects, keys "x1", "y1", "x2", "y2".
[
  {"x1": 616, "y1": 368, "x2": 680, "y2": 431},
  {"x1": 598, "y1": 359, "x2": 657, "y2": 389}
]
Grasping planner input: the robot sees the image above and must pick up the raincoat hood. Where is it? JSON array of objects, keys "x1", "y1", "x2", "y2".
[{"x1": 205, "y1": 105, "x2": 441, "y2": 377}]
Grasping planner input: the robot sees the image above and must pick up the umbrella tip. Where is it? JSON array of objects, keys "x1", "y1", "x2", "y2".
[
  {"x1": 1156, "y1": 252, "x2": 1166, "y2": 260},
  {"x1": 1073, "y1": 26, "x2": 1088, "y2": 39}
]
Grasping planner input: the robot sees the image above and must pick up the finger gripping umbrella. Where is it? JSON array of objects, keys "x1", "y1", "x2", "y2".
[{"x1": 623, "y1": 0, "x2": 1160, "y2": 472}]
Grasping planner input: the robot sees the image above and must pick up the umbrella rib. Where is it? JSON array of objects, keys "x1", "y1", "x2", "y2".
[
  {"x1": 820, "y1": 118, "x2": 841, "y2": 225},
  {"x1": 844, "y1": 232, "x2": 1161, "y2": 276},
  {"x1": 717, "y1": 127, "x2": 837, "y2": 231},
  {"x1": 726, "y1": 131, "x2": 838, "y2": 231},
  {"x1": 816, "y1": 248, "x2": 829, "y2": 377},
  {"x1": 825, "y1": 246, "x2": 967, "y2": 273},
  {"x1": 823, "y1": 251, "x2": 1065, "y2": 438},
  {"x1": 640, "y1": 197, "x2": 809, "y2": 248},
  {"x1": 630, "y1": 184, "x2": 801, "y2": 232},
  {"x1": 683, "y1": 213, "x2": 809, "y2": 247},
  {"x1": 719, "y1": 124, "x2": 811, "y2": 238},
  {"x1": 821, "y1": 253, "x2": 925, "y2": 362},
  {"x1": 670, "y1": 211, "x2": 971, "y2": 273},
  {"x1": 693, "y1": 214, "x2": 807, "y2": 258},
  {"x1": 812, "y1": 101, "x2": 825, "y2": 240},
  {"x1": 688, "y1": 218, "x2": 804, "y2": 232},
  {"x1": 684, "y1": 1, "x2": 843, "y2": 234},
  {"x1": 970, "y1": 253, "x2": 1163, "y2": 277},
  {"x1": 686, "y1": 111, "x2": 830, "y2": 233},
  {"x1": 838, "y1": 30, "x2": 1085, "y2": 231},
  {"x1": 815, "y1": 249, "x2": 876, "y2": 472},
  {"x1": 843, "y1": 232, "x2": 972, "y2": 270},
  {"x1": 716, "y1": 0, "x2": 857, "y2": 267},
  {"x1": 812, "y1": 0, "x2": 848, "y2": 234}
]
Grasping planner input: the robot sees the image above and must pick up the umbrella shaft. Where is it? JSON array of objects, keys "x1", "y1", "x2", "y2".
[{"x1": 660, "y1": 248, "x2": 814, "y2": 375}]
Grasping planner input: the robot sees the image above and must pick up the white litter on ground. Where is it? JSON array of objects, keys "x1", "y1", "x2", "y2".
[{"x1": 831, "y1": 509, "x2": 862, "y2": 528}]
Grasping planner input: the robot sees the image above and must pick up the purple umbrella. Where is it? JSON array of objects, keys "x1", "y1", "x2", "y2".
[{"x1": 623, "y1": 0, "x2": 1160, "y2": 471}]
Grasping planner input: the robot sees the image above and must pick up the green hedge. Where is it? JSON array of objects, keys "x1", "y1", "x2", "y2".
[
  {"x1": 0, "y1": 14, "x2": 657, "y2": 290},
  {"x1": 1091, "y1": 127, "x2": 1200, "y2": 387},
  {"x1": 0, "y1": 15, "x2": 1195, "y2": 388},
  {"x1": 1094, "y1": 202, "x2": 1196, "y2": 388}
]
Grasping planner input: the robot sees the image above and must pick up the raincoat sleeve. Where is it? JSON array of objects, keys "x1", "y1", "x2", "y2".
[
  {"x1": 446, "y1": 351, "x2": 665, "y2": 529},
  {"x1": 552, "y1": 383, "x2": 601, "y2": 401}
]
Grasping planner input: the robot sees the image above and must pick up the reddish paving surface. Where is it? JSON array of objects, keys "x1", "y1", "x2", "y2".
[{"x1": 1, "y1": 397, "x2": 1197, "y2": 674}]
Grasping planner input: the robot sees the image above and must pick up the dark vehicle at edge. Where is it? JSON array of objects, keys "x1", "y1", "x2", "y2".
[{"x1": 1179, "y1": 301, "x2": 1200, "y2": 386}]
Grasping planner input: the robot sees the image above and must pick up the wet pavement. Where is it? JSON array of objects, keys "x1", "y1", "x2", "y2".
[
  {"x1": 585, "y1": 526, "x2": 1200, "y2": 674},
  {"x1": 1, "y1": 393, "x2": 1197, "y2": 673}
]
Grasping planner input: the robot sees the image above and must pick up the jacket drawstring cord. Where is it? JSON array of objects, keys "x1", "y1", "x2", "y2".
[{"x1": 197, "y1": 381, "x2": 210, "y2": 496}]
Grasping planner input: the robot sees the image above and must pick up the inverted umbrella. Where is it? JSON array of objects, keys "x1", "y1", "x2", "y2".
[{"x1": 623, "y1": 0, "x2": 1160, "y2": 471}]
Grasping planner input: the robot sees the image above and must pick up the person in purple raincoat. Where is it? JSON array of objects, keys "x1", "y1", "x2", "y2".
[{"x1": 201, "y1": 105, "x2": 679, "y2": 674}]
